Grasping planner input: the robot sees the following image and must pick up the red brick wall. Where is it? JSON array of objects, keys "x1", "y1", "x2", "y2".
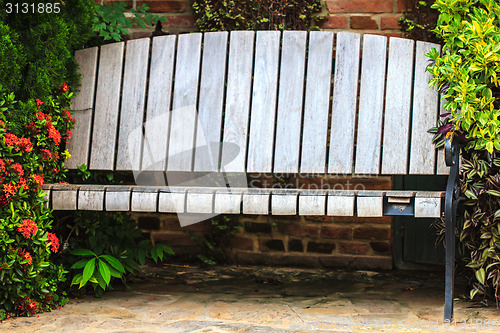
[
  {"x1": 133, "y1": 177, "x2": 394, "y2": 270},
  {"x1": 98, "y1": 0, "x2": 405, "y2": 38}
]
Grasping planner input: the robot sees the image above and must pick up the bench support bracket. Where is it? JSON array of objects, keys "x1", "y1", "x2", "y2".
[{"x1": 444, "y1": 136, "x2": 461, "y2": 321}]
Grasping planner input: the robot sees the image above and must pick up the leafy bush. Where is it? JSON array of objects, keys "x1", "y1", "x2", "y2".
[
  {"x1": 0, "y1": 0, "x2": 94, "y2": 100},
  {"x1": 399, "y1": 0, "x2": 441, "y2": 42},
  {"x1": 0, "y1": 85, "x2": 75, "y2": 319},
  {"x1": 91, "y1": 1, "x2": 167, "y2": 43},
  {"x1": 192, "y1": 0, "x2": 328, "y2": 31},
  {"x1": 427, "y1": 0, "x2": 500, "y2": 305},
  {"x1": 53, "y1": 210, "x2": 174, "y2": 297}
]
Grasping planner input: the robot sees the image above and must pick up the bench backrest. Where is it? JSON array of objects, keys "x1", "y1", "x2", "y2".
[{"x1": 67, "y1": 31, "x2": 447, "y2": 176}]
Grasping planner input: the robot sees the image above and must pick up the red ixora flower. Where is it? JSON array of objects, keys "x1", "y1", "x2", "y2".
[
  {"x1": 18, "y1": 297, "x2": 39, "y2": 315},
  {"x1": 2, "y1": 182, "x2": 17, "y2": 199},
  {"x1": 46, "y1": 123, "x2": 61, "y2": 145},
  {"x1": 18, "y1": 219, "x2": 38, "y2": 239},
  {"x1": 11, "y1": 163, "x2": 24, "y2": 177},
  {"x1": 47, "y1": 233, "x2": 59, "y2": 253},
  {"x1": 40, "y1": 149, "x2": 52, "y2": 160},
  {"x1": 59, "y1": 82, "x2": 70, "y2": 93},
  {"x1": 18, "y1": 249, "x2": 33, "y2": 265},
  {"x1": 35, "y1": 99, "x2": 44, "y2": 109},
  {"x1": 31, "y1": 174, "x2": 44, "y2": 188}
]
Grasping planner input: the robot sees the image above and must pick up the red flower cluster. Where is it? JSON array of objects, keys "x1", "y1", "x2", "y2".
[
  {"x1": 47, "y1": 125, "x2": 61, "y2": 146},
  {"x1": 35, "y1": 99, "x2": 44, "y2": 109},
  {"x1": 18, "y1": 249, "x2": 33, "y2": 265},
  {"x1": 4, "y1": 133, "x2": 33, "y2": 152},
  {"x1": 59, "y1": 82, "x2": 70, "y2": 93},
  {"x1": 40, "y1": 149, "x2": 52, "y2": 160},
  {"x1": 63, "y1": 109, "x2": 76, "y2": 125},
  {"x1": 18, "y1": 297, "x2": 39, "y2": 315},
  {"x1": 17, "y1": 219, "x2": 38, "y2": 239},
  {"x1": 47, "y1": 232, "x2": 59, "y2": 253},
  {"x1": 31, "y1": 174, "x2": 44, "y2": 188}
]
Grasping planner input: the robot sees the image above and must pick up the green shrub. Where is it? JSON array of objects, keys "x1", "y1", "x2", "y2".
[
  {"x1": 192, "y1": 0, "x2": 328, "y2": 31},
  {"x1": 0, "y1": 85, "x2": 75, "y2": 319},
  {"x1": 427, "y1": 0, "x2": 500, "y2": 305},
  {"x1": 0, "y1": 0, "x2": 94, "y2": 100},
  {"x1": 0, "y1": 24, "x2": 26, "y2": 94}
]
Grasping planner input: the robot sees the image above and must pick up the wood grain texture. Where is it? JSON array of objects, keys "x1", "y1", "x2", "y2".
[
  {"x1": 243, "y1": 191, "x2": 269, "y2": 214},
  {"x1": 78, "y1": 190, "x2": 104, "y2": 210},
  {"x1": 247, "y1": 31, "x2": 281, "y2": 173},
  {"x1": 214, "y1": 190, "x2": 243, "y2": 214},
  {"x1": 409, "y1": 41, "x2": 441, "y2": 174},
  {"x1": 67, "y1": 47, "x2": 98, "y2": 169},
  {"x1": 357, "y1": 196, "x2": 384, "y2": 217},
  {"x1": 415, "y1": 197, "x2": 441, "y2": 217},
  {"x1": 194, "y1": 32, "x2": 228, "y2": 172},
  {"x1": 354, "y1": 34, "x2": 388, "y2": 175},
  {"x1": 221, "y1": 31, "x2": 255, "y2": 172},
  {"x1": 167, "y1": 33, "x2": 202, "y2": 171},
  {"x1": 381, "y1": 37, "x2": 415, "y2": 175},
  {"x1": 52, "y1": 191, "x2": 78, "y2": 210},
  {"x1": 272, "y1": 31, "x2": 308, "y2": 173},
  {"x1": 116, "y1": 38, "x2": 150, "y2": 171},
  {"x1": 300, "y1": 31, "x2": 334, "y2": 173},
  {"x1": 105, "y1": 190, "x2": 131, "y2": 211},
  {"x1": 158, "y1": 188, "x2": 186, "y2": 213},
  {"x1": 186, "y1": 190, "x2": 214, "y2": 213},
  {"x1": 271, "y1": 191, "x2": 298, "y2": 215},
  {"x1": 131, "y1": 191, "x2": 158, "y2": 212},
  {"x1": 142, "y1": 35, "x2": 176, "y2": 171},
  {"x1": 299, "y1": 194, "x2": 326, "y2": 215},
  {"x1": 328, "y1": 32, "x2": 361, "y2": 174},
  {"x1": 89, "y1": 42, "x2": 125, "y2": 170},
  {"x1": 327, "y1": 195, "x2": 355, "y2": 216}
]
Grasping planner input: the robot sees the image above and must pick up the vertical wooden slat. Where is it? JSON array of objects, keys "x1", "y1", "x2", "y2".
[
  {"x1": 166, "y1": 33, "x2": 203, "y2": 172},
  {"x1": 328, "y1": 32, "x2": 361, "y2": 174},
  {"x1": 221, "y1": 31, "x2": 255, "y2": 173},
  {"x1": 273, "y1": 31, "x2": 308, "y2": 173},
  {"x1": 66, "y1": 47, "x2": 98, "y2": 169},
  {"x1": 247, "y1": 31, "x2": 281, "y2": 173},
  {"x1": 89, "y1": 42, "x2": 124, "y2": 170},
  {"x1": 381, "y1": 37, "x2": 415, "y2": 175},
  {"x1": 300, "y1": 31, "x2": 334, "y2": 174},
  {"x1": 194, "y1": 32, "x2": 228, "y2": 172},
  {"x1": 354, "y1": 34, "x2": 388, "y2": 175},
  {"x1": 141, "y1": 35, "x2": 176, "y2": 171},
  {"x1": 409, "y1": 41, "x2": 441, "y2": 174},
  {"x1": 116, "y1": 38, "x2": 150, "y2": 171}
]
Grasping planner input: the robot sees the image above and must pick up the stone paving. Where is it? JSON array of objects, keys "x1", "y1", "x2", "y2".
[{"x1": 3, "y1": 265, "x2": 500, "y2": 332}]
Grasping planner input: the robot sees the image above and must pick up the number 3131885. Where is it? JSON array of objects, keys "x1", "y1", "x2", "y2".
[{"x1": 5, "y1": 3, "x2": 61, "y2": 14}]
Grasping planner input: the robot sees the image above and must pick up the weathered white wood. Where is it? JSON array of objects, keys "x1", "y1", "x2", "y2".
[
  {"x1": 194, "y1": 32, "x2": 228, "y2": 172},
  {"x1": 243, "y1": 189, "x2": 269, "y2": 214},
  {"x1": 328, "y1": 32, "x2": 361, "y2": 173},
  {"x1": 221, "y1": 31, "x2": 255, "y2": 172},
  {"x1": 354, "y1": 34, "x2": 388, "y2": 175},
  {"x1": 415, "y1": 197, "x2": 442, "y2": 218},
  {"x1": 105, "y1": 187, "x2": 131, "y2": 211},
  {"x1": 158, "y1": 188, "x2": 186, "y2": 213},
  {"x1": 214, "y1": 189, "x2": 243, "y2": 214},
  {"x1": 141, "y1": 35, "x2": 176, "y2": 171},
  {"x1": 67, "y1": 47, "x2": 98, "y2": 169},
  {"x1": 327, "y1": 194, "x2": 355, "y2": 216},
  {"x1": 131, "y1": 189, "x2": 158, "y2": 212},
  {"x1": 357, "y1": 196, "x2": 384, "y2": 217},
  {"x1": 167, "y1": 33, "x2": 203, "y2": 172},
  {"x1": 410, "y1": 41, "x2": 441, "y2": 174},
  {"x1": 300, "y1": 31, "x2": 334, "y2": 173},
  {"x1": 78, "y1": 190, "x2": 105, "y2": 210},
  {"x1": 247, "y1": 31, "x2": 281, "y2": 173},
  {"x1": 299, "y1": 193, "x2": 326, "y2": 215},
  {"x1": 116, "y1": 38, "x2": 150, "y2": 171},
  {"x1": 381, "y1": 37, "x2": 415, "y2": 175},
  {"x1": 52, "y1": 191, "x2": 78, "y2": 210},
  {"x1": 186, "y1": 189, "x2": 214, "y2": 214},
  {"x1": 89, "y1": 42, "x2": 124, "y2": 170},
  {"x1": 271, "y1": 190, "x2": 298, "y2": 215},
  {"x1": 273, "y1": 32, "x2": 308, "y2": 173},
  {"x1": 436, "y1": 97, "x2": 450, "y2": 175}
]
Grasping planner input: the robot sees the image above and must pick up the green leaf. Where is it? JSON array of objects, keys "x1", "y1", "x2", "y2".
[
  {"x1": 101, "y1": 255, "x2": 125, "y2": 273},
  {"x1": 71, "y1": 249, "x2": 97, "y2": 256},
  {"x1": 82, "y1": 258, "x2": 96, "y2": 286},
  {"x1": 475, "y1": 267, "x2": 486, "y2": 285},
  {"x1": 151, "y1": 247, "x2": 158, "y2": 263},
  {"x1": 71, "y1": 259, "x2": 89, "y2": 270},
  {"x1": 470, "y1": 288, "x2": 479, "y2": 299},
  {"x1": 98, "y1": 259, "x2": 111, "y2": 286}
]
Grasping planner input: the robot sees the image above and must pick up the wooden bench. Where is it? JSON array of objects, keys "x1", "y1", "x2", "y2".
[{"x1": 42, "y1": 31, "x2": 460, "y2": 320}]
